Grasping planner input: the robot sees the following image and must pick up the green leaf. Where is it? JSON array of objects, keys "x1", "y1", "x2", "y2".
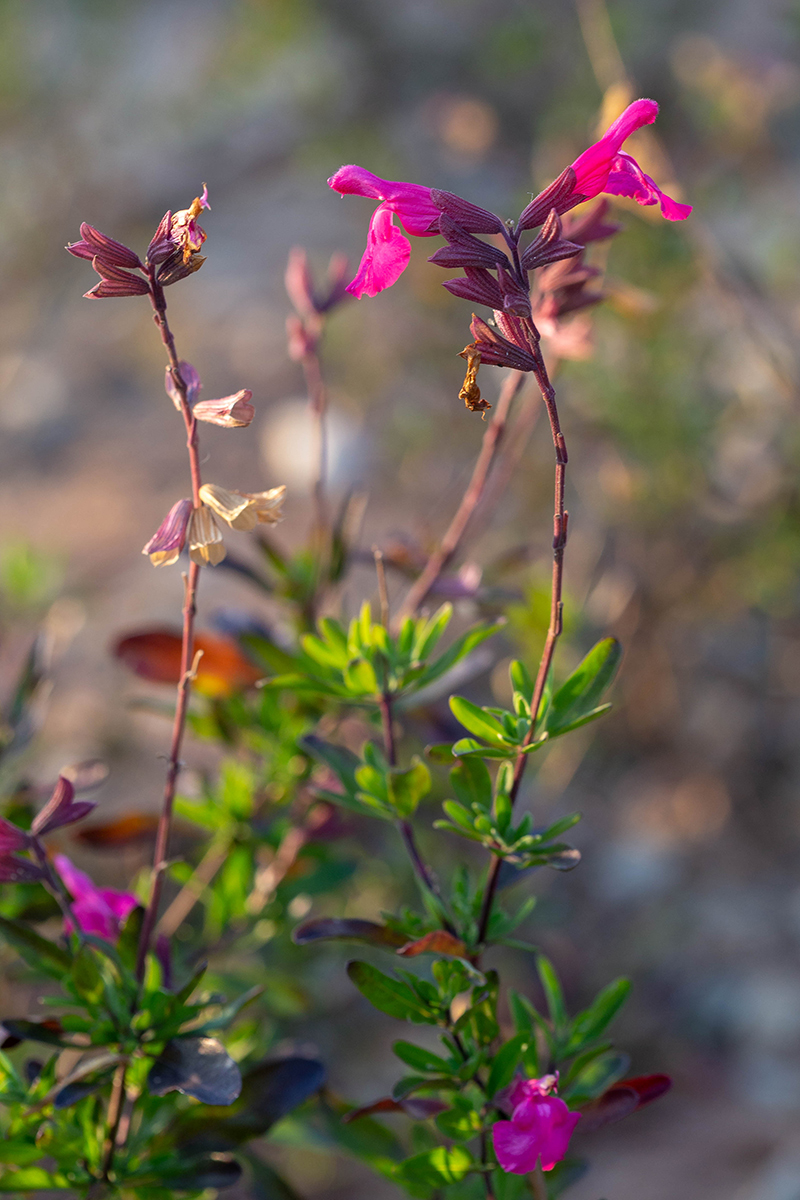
[
  {"x1": 564, "y1": 978, "x2": 631, "y2": 1055},
  {"x1": 0, "y1": 914, "x2": 71, "y2": 978},
  {"x1": 412, "y1": 604, "x2": 452, "y2": 662},
  {"x1": 387, "y1": 759, "x2": 431, "y2": 817},
  {"x1": 396, "y1": 1146, "x2": 474, "y2": 1194},
  {"x1": 452, "y1": 738, "x2": 516, "y2": 759},
  {"x1": 486, "y1": 1033, "x2": 529, "y2": 1098},
  {"x1": 344, "y1": 657, "x2": 380, "y2": 696},
  {"x1": 449, "y1": 697, "x2": 508, "y2": 744},
  {"x1": 537, "y1": 955, "x2": 568, "y2": 1035},
  {"x1": 546, "y1": 638, "x2": 621, "y2": 737},
  {"x1": 393, "y1": 1041, "x2": 453, "y2": 1074},
  {"x1": 0, "y1": 1167, "x2": 73, "y2": 1191},
  {"x1": 69, "y1": 945, "x2": 105, "y2": 1004},
  {"x1": 449, "y1": 759, "x2": 492, "y2": 810},
  {"x1": 347, "y1": 962, "x2": 438, "y2": 1024},
  {"x1": 412, "y1": 619, "x2": 504, "y2": 691},
  {"x1": 509, "y1": 660, "x2": 534, "y2": 703}
]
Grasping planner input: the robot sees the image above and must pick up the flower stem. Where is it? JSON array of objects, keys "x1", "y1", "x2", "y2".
[
  {"x1": 135, "y1": 277, "x2": 204, "y2": 982},
  {"x1": 477, "y1": 348, "x2": 567, "y2": 948},
  {"x1": 397, "y1": 369, "x2": 524, "y2": 621}
]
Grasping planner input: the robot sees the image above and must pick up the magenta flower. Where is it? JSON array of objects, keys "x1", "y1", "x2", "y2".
[
  {"x1": 492, "y1": 1074, "x2": 580, "y2": 1175},
  {"x1": 328, "y1": 166, "x2": 440, "y2": 298},
  {"x1": 53, "y1": 854, "x2": 138, "y2": 941},
  {"x1": 569, "y1": 99, "x2": 691, "y2": 220}
]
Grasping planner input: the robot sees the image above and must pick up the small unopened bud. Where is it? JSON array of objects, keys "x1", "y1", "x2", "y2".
[{"x1": 286, "y1": 314, "x2": 317, "y2": 362}]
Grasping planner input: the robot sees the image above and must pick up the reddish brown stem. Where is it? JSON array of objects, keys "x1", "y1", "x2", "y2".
[
  {"x1": 477, "y1": 346, "x2": 567, "y2": 948},
  {"x1": 135, "y1": 278, "x2": 204, "y2": 982},
  {"x1": 397, "y1": 370, "x2": 525, "y2": 621},
  {"x1": 301, "y1": 345, "x2": 329, "y2": 547}
]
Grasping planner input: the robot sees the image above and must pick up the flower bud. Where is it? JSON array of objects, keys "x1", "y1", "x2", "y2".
[
  {"x1": 67, "y1": 223, "x2": 142, "y2": 270},
  {"x1": 84, "y1": 257, "x2": 150, "y2": 299}
]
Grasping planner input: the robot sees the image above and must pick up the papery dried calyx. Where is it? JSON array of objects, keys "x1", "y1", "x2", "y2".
[{"x1": 188, "y1": 505, "x2": 226, "y2": 566}]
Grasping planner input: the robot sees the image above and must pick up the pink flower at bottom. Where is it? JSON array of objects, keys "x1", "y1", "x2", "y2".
[
  {"x1": 493, "y1": 1074, "x2": 581, "y2": 1174},
  {"x1": 53, "y1": 854, "x2": 138, "y2": 942}
]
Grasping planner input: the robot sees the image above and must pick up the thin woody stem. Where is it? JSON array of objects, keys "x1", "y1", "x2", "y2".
[
  {"x1": 102, "y1": 1063, "x2": 127, "y2": 1179},
  {"x1": 135, "y1": 277, "x2": 203, "y2": 983},
  {"x1": 301, "y1": 343, "x2": 329, "y2": 548},
  {"x1": 379, "y1": 690, "x2": 455, "y2": 931},
  {"x1": 397, "y1": 370, "x2": 525, "y2": 621},
  {"x1": 477, "y1": 346, "x2": 567, "y2": 948}
]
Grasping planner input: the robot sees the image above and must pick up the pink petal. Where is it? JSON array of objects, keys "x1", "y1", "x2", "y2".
[
  {"x1": 53, "y1": 853, "x2": 97, "y2": 904},
  {"x1": 98, "y1": 888, "x2": 138, "y2": 923},
  {"x1": 329, "y1": 166, "x2": 439, "y2": 237},
  {"x1": 346, "y1": 205, "x2": 412, "y2": 298},
  {"x1": 493, "y1": 1118, "x2": 544, "y2": 1175},
  {"x1": 570, "y1": 98, "x2": 660, "y2": 199},
  {"x1": 605, "y1": 154, "x2": 691, "y2": 220}
]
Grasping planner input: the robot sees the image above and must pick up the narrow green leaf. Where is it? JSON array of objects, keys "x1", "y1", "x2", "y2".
[
  {"x1": 486, "y1": 1033, "x2": 529, "y2": 1097},
  {"x1": 449, "y1": 758, "x2": 492, "y2": 810},
  {"x1": 387, "y1": 758, "x2": 431, "y2": 818},
  {"x1": 0, "y1": 915, "x2": 71, "y2": 978},
  {"x1": 449, "y1": 696, "x2": 508, "y2": 744},
  {"x1": 413, "y1": 604, "x2": 453, "y2": 662},
  {"x1": 564, "y1": 978, "x2": 631, "y2": 1054},
  {"x1": 546, "y1": 638, "x2": 621, "y2": 736},
  {"x1": 347, "y1": 962, "x2": 438, "y2": 1024},
  {"x1": 537, "y1": 955, "x2": 568, "y2": 1034},
  {"x1": 392, "y1": 1041, "x2": 453, "y2": 1074}
]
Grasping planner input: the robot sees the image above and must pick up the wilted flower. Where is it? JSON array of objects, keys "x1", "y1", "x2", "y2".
[
  {"x1": 164, "y1": 361, "x2": 201, "y2": 410},
  {"x1": 199, "y1": 483, "x2": 286, "y2": 533},
  {"x1": 492, "y1": 1074, "x2": 580, "y2": 1175},
  {"x1": 193, "y1": 390, "x2": 254, "y2": 428},
  {"x1": 170, "y1": 185, "x2": 210, "y2": 265},
  {"x1": 53, "y1": 854, "x2": 138, "y2": 941},
  {"x1": 188, "y1": 505, "x2": 226, "y2": 566},
  {"x1": 142, "y1": 498, "x2": 193, "y2": 567}
]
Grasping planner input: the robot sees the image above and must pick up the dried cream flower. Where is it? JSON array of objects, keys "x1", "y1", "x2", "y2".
[{"x1": 188, "y1": 505, "x2": 226, "y2": 565}]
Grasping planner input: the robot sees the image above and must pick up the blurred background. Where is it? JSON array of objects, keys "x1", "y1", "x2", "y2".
[{"x1": 2, "y1": 0, "x2": 800, "y2": 1197}]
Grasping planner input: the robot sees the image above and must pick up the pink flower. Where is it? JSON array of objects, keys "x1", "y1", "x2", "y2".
[
  {"x1": 570, "y1": 99, "x2": 691, "y2": 221},
  {"x1": 53, "y1": 854, "x2": 138, "y2": 941},
  {"x1": 492, "y1": 1074, "x2": 580, "y2": 1175},
  {"x1": 328, "y1": 166, "x2": 440, "y2": 298}
]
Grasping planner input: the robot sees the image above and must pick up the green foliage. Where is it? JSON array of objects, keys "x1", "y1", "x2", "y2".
[{"x1": 264, "y1": 603, "x2": 503, "y2": 704}]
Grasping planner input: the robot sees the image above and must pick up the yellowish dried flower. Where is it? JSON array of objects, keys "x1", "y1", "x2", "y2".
[
  {"x1": 188, "y1": 505, "x2": 226, "y2": 565},
  {"x1": 198, "y1": 483, "x2": 257, "y2": 532},
  {"x1": 237, "y1": 485, "x2": 287, "y2": 525}
]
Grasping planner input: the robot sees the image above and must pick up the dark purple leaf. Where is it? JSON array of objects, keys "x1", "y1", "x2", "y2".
[
  {"x1": 1, "y1": 1018, "x2": 70, "y2": 1047},
  {"x1": 174, "y1": 1056, "x2": 326, "y2": 1152},
  {"x1": 147, "y1": 1037, "x2": 242, "y2": 1106},
  {"x1": 292, "y1": 918, "x2": 405, "y2": 948}
]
